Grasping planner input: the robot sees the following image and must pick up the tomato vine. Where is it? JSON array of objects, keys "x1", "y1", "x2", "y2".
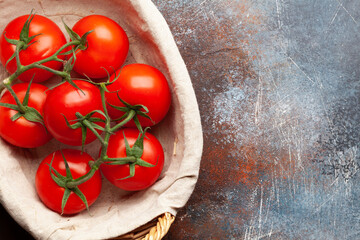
[{"x1": 0, "y1": 11, "x2": 169, "y2": 215}]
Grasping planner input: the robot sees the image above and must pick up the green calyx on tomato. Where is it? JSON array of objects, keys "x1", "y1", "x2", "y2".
[
  {"x1": 36, "y1": 149, "x2": 102, "y2": 215},
  {"x1": 3, "y1": 12, "x2": 41, "y2": 68},
  {"x1": 100, "y1": 128, "x2": 165, "y2": 191},
  {"x1": 105, "y1": 128, "x2": 157, "y2": 180},
  {"x1": 0, "y1": 81, "x2": 44, "y2": 126},
  {"x1": 107, "y1": 93, "x2": 153, "y2": 134},
  {"x1": 0, "y1": 82, "x2": 52, "y2": 148},
  {"x1": 63, "y1": 19, "x2": 93, "y2": 52},
  {"x1": 105, "y1": 64, "x2": 171, "y2": 128},
  {"x1": 43, "y1": 80, "x2": 106, "y2": 147},
  {"x1": 47, "y1": 151, "x2": 90, "y2": 215},
  {"x1": 63, "y1": 110, "x2": 107, "y2": 149}
]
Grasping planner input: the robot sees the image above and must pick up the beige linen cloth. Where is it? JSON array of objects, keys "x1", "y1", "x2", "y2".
[{"x1": 0, "y1": 0, "x2": 203, "y2": 239}]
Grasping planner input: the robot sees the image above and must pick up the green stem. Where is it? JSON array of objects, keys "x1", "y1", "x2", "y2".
[
  {"x1": 36, "y1": 40, "x2": 80, "y2": 66},
  {"x1": 107, "y1": 156, "x2": 137, "y2": 164},
  {"x1": 32, "y1": 64, "x2": 69, "y2": 79},
  {"x1": 100, "y1": 86, "x2": 109, "y2": 117},
  {"x1": 15, "y1": 42, "x2": 25, "y2": 71},
  {"x1": 82, "y1": 119, "x2": 105, "y2": 145},
  {"x1": 0, "y1": 78, "x2": 9, "y2": 93},
  {"x1": 3, "y1": 83, "x2": 26, "y2": 113},
  {"x1": 66, "y1": 131, "x2": 110, "y2": 189},
  {"x1": 67, "y1": 87, "x2": 112, "y2": 188},
  {"x1": 66, "y1": 167, "x2": 98, "y2": 189},
  {"x1": 66, "y1": 83, "x2": 138, "y2": 189},
  {"x1": 110, "y1": 110, "x2": 136, "y2": 133},
  {"x1": 1, "y1": 40, "x2": 81, "y2": 87}
]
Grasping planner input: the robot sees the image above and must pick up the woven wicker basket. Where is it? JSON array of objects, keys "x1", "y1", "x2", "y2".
[
  {"x1": 114, "y1": 213, "x2": 175, "y2": 240},
  {"x1": 0, "y1": 1, "x2": 202, "y2": 239}
]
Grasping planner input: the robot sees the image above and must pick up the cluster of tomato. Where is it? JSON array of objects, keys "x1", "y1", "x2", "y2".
[{"x1": 0, "y1": 13, "x2": 171, "y2": 215}]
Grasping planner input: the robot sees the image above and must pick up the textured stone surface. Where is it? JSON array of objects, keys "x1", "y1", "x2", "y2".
[
  {"x1": 1, "y1": 0, "x2": 360, "y2": 239},
  {"x1": 152, "y1": 0, "x2": 360, "y2": 239}
]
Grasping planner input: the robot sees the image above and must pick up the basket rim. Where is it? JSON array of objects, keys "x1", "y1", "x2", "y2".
[{"x1": 113, "y1": 212, "x2": 175, "y2": 240}]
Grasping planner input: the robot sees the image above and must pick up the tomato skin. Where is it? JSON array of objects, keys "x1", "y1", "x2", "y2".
[
  {"x1": 0, "y1": 83, "x2": 52, "y2": 148},
  {"x1": 100, "y1": 128, "x2": 164, "y2": 191},
  {"x1": 43, "y1": 80, "x2": 104, "y2": 146},
  {"x1": 72, "y1": 15, "x2": 129, "y2": 79},
  {"x1": 106, "y1": 64, "x2": 171, "y2": 127},
  {"x1": 0, "y1": 15, "x2": 67, "y2": 82},
  {"x1": 35, "y1": 149, "x2": 102, "y2": 215}
]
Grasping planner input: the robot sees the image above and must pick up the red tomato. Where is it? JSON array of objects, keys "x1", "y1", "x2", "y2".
[
  {"x1": 0, "y1": 14, "x2": 67, "y2": 82},
  {"x1": 72, "y1": 15, "x2": 129, "y2": 79},
  {"x1": 106, "y1": 64, "x2": 171, "y2": 127},
  {"x1": 0, "y1": 83, "x2": 52, "y2": 148},
  {"x1": 43, "y1": 80, "x2": 104, "y2": 146},
  {"x1": 100, "y1": 128, "x2": 164, "y2": 191},
  {"x1": 35, "y1": 149, "x2": 102, "y2": 215}
]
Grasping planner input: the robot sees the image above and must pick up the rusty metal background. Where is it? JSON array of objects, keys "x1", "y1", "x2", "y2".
[
  {"x1": 154, "y1": 0, "x2": 360, "y2": 239},
  {"x1": 1, "y1": 0, "x2": 360, "y2": 239}
]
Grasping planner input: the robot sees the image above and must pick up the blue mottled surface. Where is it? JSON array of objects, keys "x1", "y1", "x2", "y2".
[{"x1": 152, "y1": 0, "x2": 360, "y2": 239}]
